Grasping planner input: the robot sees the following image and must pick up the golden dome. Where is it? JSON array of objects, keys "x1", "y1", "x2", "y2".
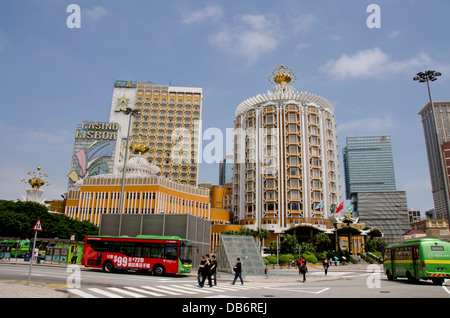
[{"x1": 269, "y1": 65, "x2": 297, "y2": 85}]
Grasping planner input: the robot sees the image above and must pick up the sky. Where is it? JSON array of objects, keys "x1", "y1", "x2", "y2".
[{"x1": 1, "y1": 0, "x2": 450, "y2": 216}]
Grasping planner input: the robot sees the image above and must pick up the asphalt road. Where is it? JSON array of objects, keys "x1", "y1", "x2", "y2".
[{"x1": 1, "y1": 261, "x2": 450, "y2": 299}]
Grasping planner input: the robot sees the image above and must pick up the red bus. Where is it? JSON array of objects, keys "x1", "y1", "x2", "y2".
[{"x1": 82, "y1": 235, "x2": 192, "y2": 276}]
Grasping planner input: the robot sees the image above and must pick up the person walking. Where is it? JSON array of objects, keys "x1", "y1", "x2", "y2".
[
  {"x1": 200, "y1": 254, "x2": 213, "y2": 288},
  {"x1": 298, "y1": 257, "x2": 307, "y2": 282},
  {"x1": 210, "y1": 255, "x2": 217, "y2": 286},
  {"x1": 71, "y1": 246, "x2": 79, "y2": 264},
  {"x1": 197, "y1": 256, "x2": 205, "y2": 287},
  {"x1": 323, "y1": 258, "x2": 329, "y2": 276},
  {"x1": 232, "y1": 258, "x2": 243, "y2": 285}
]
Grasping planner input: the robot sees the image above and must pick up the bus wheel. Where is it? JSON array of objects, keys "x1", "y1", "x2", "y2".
[
  {"x1": 102, "y1": 261, "x2": 115, "y2": 273},
  {"x1": 153, "y1": 264, "x2": 165, "y2": 276},
  {"x1": 386, "y1": 270, "x2": 394, "y2": 281},
  {"x1": 432, "y1": 278, "x2": 444, "y2": 285},
  {"x1": 406, "y1": 272, "x2": 417, "y2": 283}
]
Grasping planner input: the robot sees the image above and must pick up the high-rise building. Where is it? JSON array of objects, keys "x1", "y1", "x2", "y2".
[
  {"x1": 232, "y1": 65, "x2": 341, "y2": 232},
  {"x1": 219, "y1": 155, "x2": 233, "y2": 185},
  {"x1": 109, "y1": 80, "x2": 202, "y2": 187},
  {"x1": 419, "y1": 101, "x2": 450, "y2": 220},
  {"x1": 343, "y1": 135, "x2": 396, "y2": 199}
]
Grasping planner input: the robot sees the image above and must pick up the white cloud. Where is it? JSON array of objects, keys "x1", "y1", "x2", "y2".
[
  {"x1": 182, "y1": 5, "x2": 318, "y2": 64},
  {"x1": 321, "y1": 47, "x2": 435, "y2": 79},
  {"x1": 208, "y1": 14, "x2": 280, "y2": 64},
  {"x1": 182, "y1": 4, "x2": 222, "y2": 24},
  {"x1": 84, "y1": 6, "x2": 109, "y2": 22}
]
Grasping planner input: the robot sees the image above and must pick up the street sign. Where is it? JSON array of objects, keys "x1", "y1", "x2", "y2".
[
  {"x1": 33, "y1": 219, "x2": 43, "y2": 232},
  {"x1": 28, "y1": 218, "x2": 43, "y2": 286}
]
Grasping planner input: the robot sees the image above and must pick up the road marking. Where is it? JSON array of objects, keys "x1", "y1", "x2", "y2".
[
  {"x1": 140, "y1": 285, "x2": 181, "y2": 295},
  {"x1": 88, "y1": 288, "x2": 124, "y2": 298},
  {"x1": 156, "y1": 285, "x2": 197, "y2": 294},
  {"x1": 175, "y1": 284, "x2": 213, "y2": 293},
  {"x1": 124, "y1": 286, "x2": 164, "y2": 297},
  {"x1": 107, "y1": 287, "x2": 146, "y2": 298},
  {"x1": 67, "y1": 289, "x2": 98, "y2": 298}
]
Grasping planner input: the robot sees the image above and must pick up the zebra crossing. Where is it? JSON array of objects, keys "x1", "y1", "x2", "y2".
[{"x1": 66, "y1": 282, "x2": 289, "y2": 298}]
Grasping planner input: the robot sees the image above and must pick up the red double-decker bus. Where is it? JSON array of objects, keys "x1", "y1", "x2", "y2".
[{"x1": 82, "y1": 235, "x2": 192, "y2": 276}]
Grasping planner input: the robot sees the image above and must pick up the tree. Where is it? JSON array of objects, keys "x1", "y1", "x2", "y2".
[
  {"x1": 313, "y1": 232, "x2": 331, "y2": 252},
  {"x1": 280, "y1": 234, "x2": 300, "y2": 255},
  {"x1": 364, "y1": 238, "x2": 387, "y2": 253},
  {"x1": 0, "y1": 200, "x2": 98, "y2": 240}
]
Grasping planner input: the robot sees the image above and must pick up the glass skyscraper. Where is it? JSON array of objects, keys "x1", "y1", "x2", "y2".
[{"x1": 343, "y1": 135, "x2": 396, "y2": 200}]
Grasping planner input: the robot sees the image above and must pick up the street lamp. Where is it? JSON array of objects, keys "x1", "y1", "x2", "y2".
[
  {"x1": 117, "y1": 107, "x2": 141, "y2": 235},
  {"x1": 414, "y1": 70, "x2": 449, "y2": 217}
]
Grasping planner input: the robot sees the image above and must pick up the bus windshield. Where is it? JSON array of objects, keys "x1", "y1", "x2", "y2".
[{"x1": 180, "y1": 241, "x2": 192, "y2": 266}]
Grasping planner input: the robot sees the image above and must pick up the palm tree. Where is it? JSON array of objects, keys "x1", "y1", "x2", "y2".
[{"x1": 313, "y1": 232, "x2": 331, "y2": 252}]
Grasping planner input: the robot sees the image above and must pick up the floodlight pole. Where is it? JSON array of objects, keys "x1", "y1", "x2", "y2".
[
  {"x1": 414, "y1": 70, "x2": 450, "y2": 218},
  {"x1": 117, "y1": 107, "x2": 140, "y2": 236}
]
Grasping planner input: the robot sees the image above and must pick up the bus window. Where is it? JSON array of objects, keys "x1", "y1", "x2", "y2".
[
  {"x1": 165, "y1": 244, "x2": 178, "y2": 260},
  {"x1": 151, "y1": 244, "x2": 164, "y2": 258}
]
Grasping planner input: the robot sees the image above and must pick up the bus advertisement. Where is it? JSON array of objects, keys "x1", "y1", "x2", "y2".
[
  {"x1": 82, "y1": 235, "x2": 192, "y2": 276},
  {"x1": 383, "y1": 238, "x2": 450, "y2": 285}
]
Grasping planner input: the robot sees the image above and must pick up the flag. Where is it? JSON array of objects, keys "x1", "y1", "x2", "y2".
[
  {"x1": 346, "y1": 204, "x2": 354, "y2": 212},
  {"x1": 330, "y1": 204, "x2": 336, "y2": 214},
  {"x1": 314, "y1": 202, "x2": 323, "y2": 211},
  {"x1": 336, "y1": 202, "x2": 344, "y2": 213}
]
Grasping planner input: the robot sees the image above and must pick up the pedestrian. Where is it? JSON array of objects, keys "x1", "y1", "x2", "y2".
[
  {"x1": 71, "y1": 246, "x2": 79, "y2": 264},
  {"x1": 210, "y1": 255, "x2": 217, "y2": 286},
  {"x1": 298, "y1": 257, "x2": 307, "y2": 282},
  {"x1": 200, "y1": 254, "x2": 213, "y2": 288},
  {"x1": 232, "y1": 257, "x2": 243, "y2": 285},
  {"x1": 197, "y1": 256, "x2": 205, "y2": 287},
  {"x1": 323, "y1": 258, "x2": 329, "y2": 275}
]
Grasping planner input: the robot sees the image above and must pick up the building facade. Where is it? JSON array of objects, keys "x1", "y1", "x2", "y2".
[
  {"x1": 65, "y1": 142, "x2": 212, "y2": 227},
  {"x1": 109, "y1": 80, "x2": 202, "y2": 187},
  {"x1": 67, "y1": 121, "x2": 118, "y2": 191},
  {"x1": 353, "y1": 191, "x2": 410, "y2": 244},
  {"x1": 419, "y1": 101, "x2": 450, "y2": 220},
  {"x1": 343, "y1": 135, "x2": 396, "y2": 199},
  {"x1": 232, "y1": 66, "x2": 341, "y2": 232}
]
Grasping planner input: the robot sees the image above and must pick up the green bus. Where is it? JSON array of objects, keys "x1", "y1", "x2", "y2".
[{"x1": 383, "y1": 238, "x2": 450, "y2": 285}]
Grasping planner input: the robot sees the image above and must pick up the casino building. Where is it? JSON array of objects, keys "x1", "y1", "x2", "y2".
[
  {"x1": 233, "y1": 65, "x2": 341, "y2": 233},
  {"x1": 109, "y1": 80, "x2": 202, "y2": 187}
]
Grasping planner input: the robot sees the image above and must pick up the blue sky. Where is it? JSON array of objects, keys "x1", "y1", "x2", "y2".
[{"x1": 1, "y1": 0, "x2": 449, "y2": 215}]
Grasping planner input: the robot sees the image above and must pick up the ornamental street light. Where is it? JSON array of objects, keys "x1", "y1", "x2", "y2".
[
  {"x1": 414, "y1": 70, "x2": 449, "y2": 217},
  {"x1": 118, "y1": 107, "x2": 141, "y2": 235}
]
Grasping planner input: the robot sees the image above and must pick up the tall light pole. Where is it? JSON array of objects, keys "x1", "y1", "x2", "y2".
[
  {"x1": 118, "y1": 107, "x2": 141, "y2": 235},
  {"x1": 414, "y1": 70, "x2": 449, "y2": 218}
]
